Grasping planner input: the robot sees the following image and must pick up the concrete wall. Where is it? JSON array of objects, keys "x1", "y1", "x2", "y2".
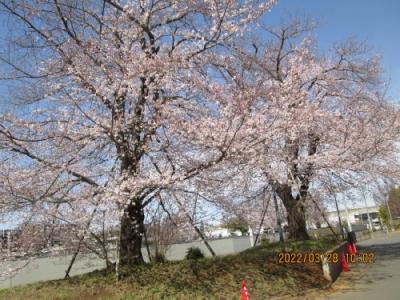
[
  {"x1": 0, "y1": 253, "x2": 106, "y2": 289},
  {"x1": 149, "y1": 234, "x2": 289, "y2": 262},
  {"x1": 321, "y1": 242, "x2": 347, "y2": 283},
  {"x1": 0, "y1": 237, "x2": 254, "y2": 288},
  {"x1": 163, "y1": 236, "x2": 252, "y2": 261},
  {"x1": 322, "y1": 230, "x2": 371, "y2": 283}
]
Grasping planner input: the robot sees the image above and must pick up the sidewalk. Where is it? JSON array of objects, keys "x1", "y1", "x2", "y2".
[
  {"x1": 272, "y1": 231, "x2": 400, "y2": 300},
  {"x1": 319, "y1": 231, "x2": 400, "y2": 300}
]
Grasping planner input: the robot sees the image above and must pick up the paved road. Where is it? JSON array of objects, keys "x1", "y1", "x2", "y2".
[{"x1": 319, "y1": 231, "x2": 400, "y2": 300}]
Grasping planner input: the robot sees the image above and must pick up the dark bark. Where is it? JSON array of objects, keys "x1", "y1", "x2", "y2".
[
  {"x1": 273, "y1": 134, "x2": 319, "y2": 240},
  {"x1": 65, "y1": 241, "x2": 81, "y2": 279},
  {"x1": 119, "y1": 199, "x2": 145, "y2": 266},
  {"x1": 276, "y1": 184, "x2": 310, "y2": 240},
  {"x1": 284, "y1": 197, "x2": 309, "y2": 240},
  {"x1": 192, "y1": 222, "x2": 216, "y2": 257}
]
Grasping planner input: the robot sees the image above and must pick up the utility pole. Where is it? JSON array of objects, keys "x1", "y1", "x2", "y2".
[
  {"x1": 330, "y1": 188, "x2": 345, "y2": 240},
  {"x1": 362, "y1": 189, "x2": 373, "y2": 232},
  {"x1": 272, "y1": 189, "x2": 285, "y2": 252},
  {"x1": 345, "y1": 206, "x2": 352, "y2": 232},
  {"x1": 385, "y1": 195, "x2": 394, "y2": 232}
]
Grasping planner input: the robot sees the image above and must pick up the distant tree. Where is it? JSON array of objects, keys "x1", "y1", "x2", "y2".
[
  {"x1": 378, "y1": 205, "x2": 391, "y2": 229},
  {"x1": 222, "y1": 218, "x2": 249, "y2": 235},
  {"x1": 387, "y1": 187, "x2": 400, "y2": 218},
  {"x1": 216, "y1": 19, "x2": 400, "y2": 240}
]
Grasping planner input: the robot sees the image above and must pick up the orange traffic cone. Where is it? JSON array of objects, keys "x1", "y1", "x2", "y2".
[
  {"x1": 352, "y1": 243, "x2": 357, "y2": 254},
  {"x1": 341, "y1": 253, "x2": 349, "y2": 272},
  {"x1": 241, "y1": 280, "x2": 249, "y2": 300},
  {"x1": 347, "y1": 242, "x2": 354, "y2": 255}
]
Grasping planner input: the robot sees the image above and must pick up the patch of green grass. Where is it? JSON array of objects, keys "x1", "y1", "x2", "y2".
[
  {"x1": 241, "y1": 237, "x2": 338, "y2": 258},
  {"x1": 0, "y1": 238, "x2": 338, "y2": 300}
]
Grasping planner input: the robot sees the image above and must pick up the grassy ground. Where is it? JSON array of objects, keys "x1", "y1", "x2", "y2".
[{"x1": 0, "y1": 239, "x2": 338, "y2": 300}]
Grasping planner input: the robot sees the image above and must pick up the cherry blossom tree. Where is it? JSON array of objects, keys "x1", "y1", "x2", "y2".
[
  {"x1": 211, "y1": 19, "x2": 400, "y2": 239},
  {"x1": 0, "y1": 0, "x2": 276, "y2": 267}
]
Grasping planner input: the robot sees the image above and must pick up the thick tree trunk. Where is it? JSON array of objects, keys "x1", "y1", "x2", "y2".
[
  {"x1": 119, "y1": 200, "x2": 145, "y2": 266},
  {"x1": 283, "y1": 198, "x2": 310, "y2": 240},
  {"x1": 276, "y1": 184, "x2": 310, "y2": 240}
]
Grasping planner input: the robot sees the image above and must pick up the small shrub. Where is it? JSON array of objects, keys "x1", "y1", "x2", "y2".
[{"x1": 185, "y1": 247, "x2": 205, "y2": 260}]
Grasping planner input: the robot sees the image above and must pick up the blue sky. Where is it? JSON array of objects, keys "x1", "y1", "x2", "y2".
[{"x1": 262, "y1": 0, "x2": 400, "y2": 101}]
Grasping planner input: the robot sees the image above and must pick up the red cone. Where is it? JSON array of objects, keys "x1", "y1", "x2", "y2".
[
  {"x1": 347, "y1": 242, "x2": 354, "y2": 255},
  {"x1": 241, "y1": 280, "x2": 249, "y2": 300},
  {"x1": 341, "y1": 253, "x2": 349, "y2": 272},
  {"x1": 352, "y1": 243, "x2": 357, "y2": 254}
]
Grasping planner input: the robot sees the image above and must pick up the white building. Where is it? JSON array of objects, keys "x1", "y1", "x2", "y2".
[
  {"x1": 321, "y1": 205, "x2": 382, "y2": 231},
  {"x1": 204, "y1": 227, "x2": 243, "y2": 239}
]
